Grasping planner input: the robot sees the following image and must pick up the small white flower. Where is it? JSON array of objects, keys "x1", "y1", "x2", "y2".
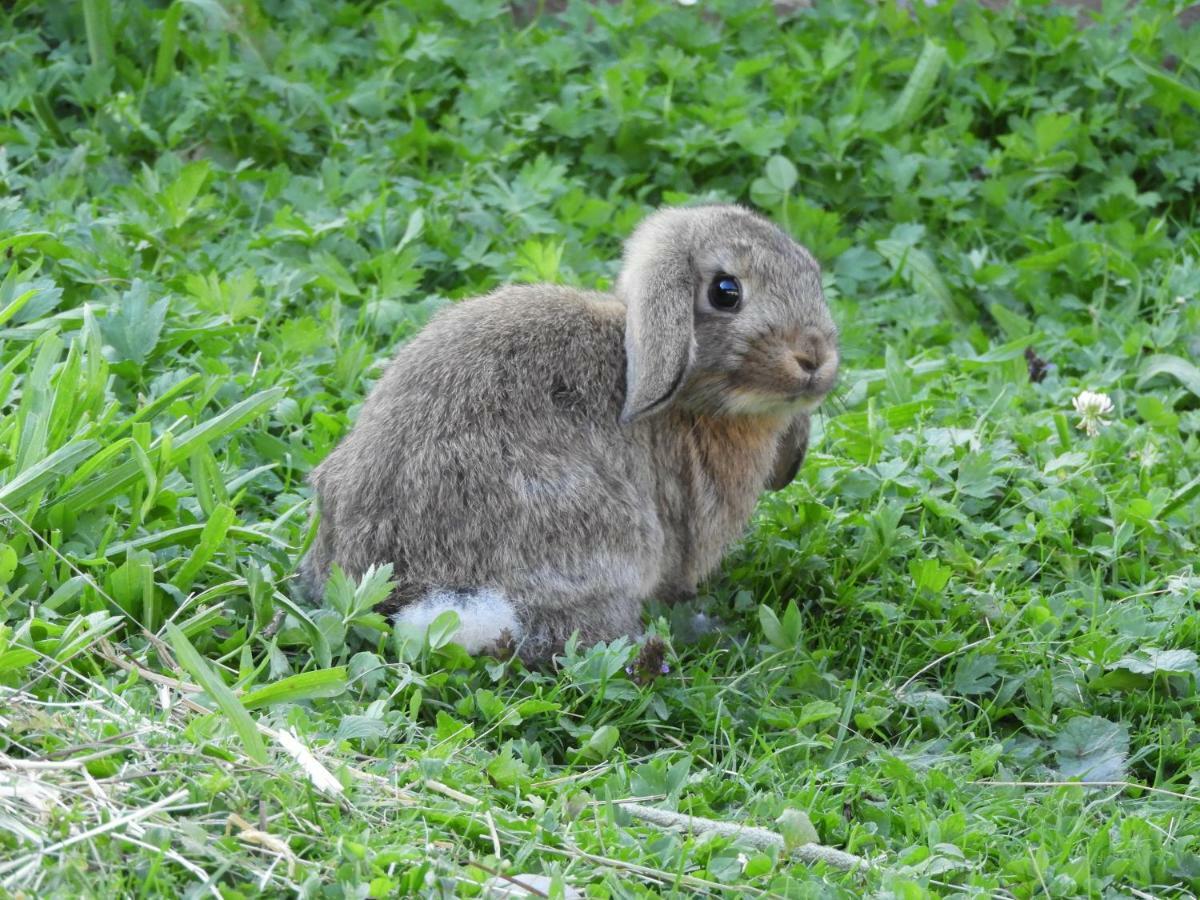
[
  {"x1": 275, "y1": 728, "x2": 343, "y2": 796},
  {"x1": 1130, "y1": 441, "x2": 1158, "y2": 470},
  {"x1": 677, "y1": 0, "x2": 699, "y2": 5},
  {"x1": 1072, "y1": 390, "x2": 1113, "y2": 437},
  {"x1": 1167, "y1": 570, "x2": 1199, "y2": 596}
]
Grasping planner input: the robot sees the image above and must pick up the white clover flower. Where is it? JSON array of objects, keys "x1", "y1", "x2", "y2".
[
  {"x1": 1130, "y1": 441, "x2": 1158, "y2": 470},
  {"x1": 1072, "y1": 390, "x2": 1114, "y2": 437}
]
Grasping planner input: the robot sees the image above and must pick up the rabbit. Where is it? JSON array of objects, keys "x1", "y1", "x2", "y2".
[{"x1": 300, "y1": 204, "x2": 839, "y2": 664}]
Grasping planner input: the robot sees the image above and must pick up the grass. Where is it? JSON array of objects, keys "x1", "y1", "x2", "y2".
[{"x1": 1, "y1": 0, "x2": 1198, "y2": 895}]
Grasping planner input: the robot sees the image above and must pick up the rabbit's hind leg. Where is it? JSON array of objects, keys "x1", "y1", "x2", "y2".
[{"x1": 514, "y1": 594, "x2": 645, "y2": 665}]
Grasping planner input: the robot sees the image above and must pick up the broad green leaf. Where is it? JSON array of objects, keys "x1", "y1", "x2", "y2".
[
  {"x1": 576, "y1": 724, "x2": 619, "y2": 762},
  {"x1": 311, "y1": 251, "x2": 361, "y2": 297},
  {"x1": 1053, "y1": 716, "x2": 1129, "y2": 783},
  {"x1": 0, "y1": 544, "x2": 18, "y2": 584},
  {"x1": 335, "y1": 715, "x2": 390, "y2": 742},
  {"x1": 910, "y1": 558, "x2": 952, "y2": 594},
  {"x1": 796, "y1": 699, "x2": 841, "y2": 728},
  {"x1": 486, "y1": 743, "x2": 525, "y2": 787},
  {"x1": 162, "y1": 161, "x2": 211, "y2": 228},
  {"x1": 0, "y1": 647, "x2": 37, "y2": 673},
  {"x1": 347, "y1": 651, "x2": 387, "y2": 692},
  {"x1": 514, "y1": 698, "x2": 559, "y2": 717},
  {"x1": 241, "y1": 667, "x2": 348, "y2": 710},
  {"x1": 434, "y1": 711, "x2": 475, "y2": 744},
  {"x1": 1109, "y1": 649, "x2": 1198, "y2": 676},
  {"x1": 989, "y1": 303, "x2": 1033, "y2": 339},
  {"x1": 758, "y1": 604, "x2": 787, "y2": 652},
  {"x1": 776, "y1": 808, "x2": 820, "y2": 849},
  {"x1": 765, "y1": 155, "x2": 798, "y2": 193},
  {"x1": 953, "y1": 654, "x2": 998, "y2": 695},
  {"x1": 427, "y1": 609, "x2": 461, "y2": 651},
  {"x1": 101, "y1": 281, "x2": 169, "y2": 366},
  {"x1": 1137, "y1": 354, "x2": 1200, "y2": 398}
]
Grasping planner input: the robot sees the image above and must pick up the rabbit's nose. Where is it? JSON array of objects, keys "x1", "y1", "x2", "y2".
[
  {"x1": 791, "y1": 331, "x2": 830, "y2": 371},
  {"x1": 793, "y1": 350, "x2": 820, "y2": 374},
  {"x1": 790, "y1": 330, "x2": 838, "y2": 391}
]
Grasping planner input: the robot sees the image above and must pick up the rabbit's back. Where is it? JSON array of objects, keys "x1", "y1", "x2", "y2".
[{"x1": 369, "y1": 285, "x2": 626, "y2": 434}]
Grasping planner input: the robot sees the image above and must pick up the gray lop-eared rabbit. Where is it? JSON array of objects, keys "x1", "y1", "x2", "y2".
[{"x1": 302, "y1": 205, "x2": 839, "y2": 663}]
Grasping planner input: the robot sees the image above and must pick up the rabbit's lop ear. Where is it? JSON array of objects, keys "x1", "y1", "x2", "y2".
[{"x1": 617, "y1": 214, "x2": 696, "y2": 424}]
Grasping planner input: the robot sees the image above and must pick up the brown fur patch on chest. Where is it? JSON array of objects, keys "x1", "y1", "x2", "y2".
[{"x1": 690, "y1": 414, "x2": 783, "y2": 495}]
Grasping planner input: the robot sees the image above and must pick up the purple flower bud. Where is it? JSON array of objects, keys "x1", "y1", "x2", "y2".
[
  {"x1": 660, "y1": 663, "x2": 670, "y2": 674},
  {"x1": 625, "y1": 666, "x2": 634, "y2": 675}
]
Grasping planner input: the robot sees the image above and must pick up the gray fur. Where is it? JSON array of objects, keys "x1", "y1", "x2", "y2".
[{"x1": 302, "y1": 204, "x2": 839, "y2": 664}]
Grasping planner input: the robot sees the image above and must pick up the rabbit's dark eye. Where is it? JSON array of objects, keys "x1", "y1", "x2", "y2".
[{"x1": 708, "y1": 274, "x2": 742, "y2": 311}]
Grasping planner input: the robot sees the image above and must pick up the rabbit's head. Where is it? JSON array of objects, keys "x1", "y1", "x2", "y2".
[{"x1": 617, "y1": 205, "x2": 838, "y2": 423}]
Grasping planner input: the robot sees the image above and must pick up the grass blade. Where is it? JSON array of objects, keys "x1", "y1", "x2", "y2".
[
  {"x1": 170, "y1": 504, "x2": 236, "y2": 591},
  {"x1": 0, "y1": 440, "x2": 99, "y2": 508},
  {"x1": 51, "y1": 387, "x2": 284, "y2": 515},
  {"x1": 154, "y1": 2, "x2": 184, "y2": 86},
  {"x1": 82, "y1": 0, "x2": 114, "y2": 72},
  {"x1": 95, "y1": 523, "x2": 289, "y2": 559},
  {"x1": 166, "y1": 387, "x2": 286, "y2": 463},
  {"x1": 166, "y1": 623, "x2": 268, "y2": 765},
  {"x1": 1132, "y1": 56, "x2": 1200, "y2": 111},
  {"x1": 0, "y1": 288, "x2": 38, "y2": 329},
  {"x1": 1161, "y1": 475, "x2": 1200, "y2": 520}
]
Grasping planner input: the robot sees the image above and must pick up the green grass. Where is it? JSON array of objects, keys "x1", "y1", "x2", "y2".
[{"x1": 1, "y1": 0, "x2": 1199, "y2": 895}]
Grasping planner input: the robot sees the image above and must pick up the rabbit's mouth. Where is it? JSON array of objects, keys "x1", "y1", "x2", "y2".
[
  {"x1": 712, "y1": 384, "x2": 830, "y2": 418},
  {"x1": 721, "y1": 356, "x2": 839, "y2": 416},
  {"x1": 784, "y1": 391, "x2": 828, "y2": 412}
]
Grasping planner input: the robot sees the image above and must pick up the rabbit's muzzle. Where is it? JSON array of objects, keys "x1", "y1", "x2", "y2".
[{"x1": 725, "y1": 326, "x2": 839, "y2": 415}]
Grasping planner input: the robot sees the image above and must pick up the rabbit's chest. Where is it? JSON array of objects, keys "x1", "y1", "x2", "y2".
[{"x1": 675, "y1": 417, "x2": 782, "y2": 577}]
